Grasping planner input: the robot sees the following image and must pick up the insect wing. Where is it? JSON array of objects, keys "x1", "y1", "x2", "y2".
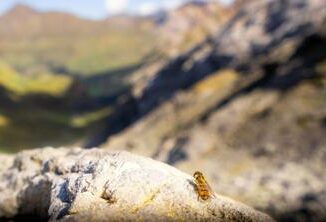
[{"x1": 205, "y1": 179, "x2": 216, "y2": 199}]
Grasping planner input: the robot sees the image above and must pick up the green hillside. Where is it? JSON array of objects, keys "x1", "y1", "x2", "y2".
[
  {"x1": 0, "y1": 5, "x2": 156, "y2": 152},
  {"x1": 0, "y1": 5, "x2": 154, "y2": 77}
]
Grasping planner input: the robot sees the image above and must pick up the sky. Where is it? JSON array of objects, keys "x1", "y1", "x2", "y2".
[{"x1": 0, "y1": 0, "x2": 234, "y2": 20}]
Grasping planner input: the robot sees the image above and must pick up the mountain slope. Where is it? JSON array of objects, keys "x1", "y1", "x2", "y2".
[
  {"x1": 0, "y1": 5, "x2": 154, "y2": 76},
  {"x1": 100, "y1": 0, "x2": 326, "y2": 221},
  {"x1": 157, "y1": 1, "x2": 235, "y2": 57},
  {"x1": 0, "y1": 5, "x2": 155, "y2": 152}
]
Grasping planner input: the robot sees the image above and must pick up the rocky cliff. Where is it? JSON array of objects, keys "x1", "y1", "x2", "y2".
[{"x1": 156, "y1": 1, "x2": 235, "y2": 57}]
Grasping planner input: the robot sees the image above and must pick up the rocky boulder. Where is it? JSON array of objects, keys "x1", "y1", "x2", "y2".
[{"x1": 0, "y1": 148, "x2": 274, "y2": 221}]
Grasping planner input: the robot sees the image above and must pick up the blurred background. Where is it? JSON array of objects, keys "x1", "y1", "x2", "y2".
[{"x1": 0, "y1": 0, "x2": 325, "y2": 221}]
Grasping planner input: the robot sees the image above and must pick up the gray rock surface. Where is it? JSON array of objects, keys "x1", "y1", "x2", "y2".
[
  {"x1": 0, "y1": 148, "x2": 274, "y2": 221},
  {"x1": 136, "y1": 0, "x2": 326, "y2": 114}
]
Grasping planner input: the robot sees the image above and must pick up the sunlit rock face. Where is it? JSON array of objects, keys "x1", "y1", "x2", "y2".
[
  {"x1": 156, "y1": 1, "x2": 236, "y2": 57},
  {"x1": 0, "y1": 148, "x2": 273, "y2": 221}
]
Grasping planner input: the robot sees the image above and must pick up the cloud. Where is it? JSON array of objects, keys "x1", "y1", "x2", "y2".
[
  {"x1": 217, "y1": 0, "x2": 235, "y2": 6},
  {"x1": 162, "y1": 0, "x2": 186, "y2": 10},
  {"x1": 135, "y1": 0, "x2": 186, "y2": 15},
  {"x1": 104, "y1": 0, "x2": 235, "y2": 16},
  {"x1": 137, "y1": 2, "x2": 157, "y2": 16},
  {"x1": 105, "y1": 0, "x2": 129, "y2": 15}
]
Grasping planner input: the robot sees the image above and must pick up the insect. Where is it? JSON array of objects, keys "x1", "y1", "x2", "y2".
[{"x1": 193, "y1": 171, "x2": 215, "y2": 201}]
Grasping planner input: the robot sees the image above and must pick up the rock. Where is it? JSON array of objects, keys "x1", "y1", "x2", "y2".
[
  {"x1": 157, "y1": 1, "x2": 236, "y2": 57},
  {"x1": 0, "y1": 147, "x2": 274, "y2": 221},
  {"x1": 99, "y1": 0, "x2": 326, "y2": 221},
  {"x1": 135, "y1": 0, "x2": 326, "y2": 114}
]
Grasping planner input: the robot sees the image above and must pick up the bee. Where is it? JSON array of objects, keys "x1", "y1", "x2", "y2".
[{"x1": 193, "y1": 171, "x2": 215, "y2": 201}]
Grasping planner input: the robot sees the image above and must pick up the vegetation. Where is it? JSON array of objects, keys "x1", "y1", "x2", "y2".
[
  {"x1": 0, "y1": 6, "x2": 156, "y2": 152},
  {"x1": 0, "y1": 61, "x2": 72, "y2": 96},
  {"x1": 0, "y1": 103, "x2": 114, "y2": 153}
]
